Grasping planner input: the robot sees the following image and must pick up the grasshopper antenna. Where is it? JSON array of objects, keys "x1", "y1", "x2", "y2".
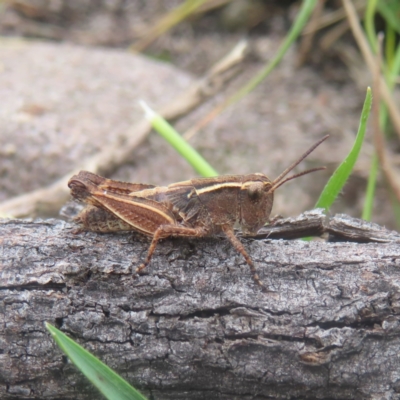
[{"x1": 269, "y1": 135, "x2": 329, "y2": 193}]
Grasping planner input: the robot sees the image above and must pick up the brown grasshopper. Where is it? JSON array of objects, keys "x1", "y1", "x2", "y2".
[{"x1": 68, "y1": 135, "x2": 328, "y2": 289}]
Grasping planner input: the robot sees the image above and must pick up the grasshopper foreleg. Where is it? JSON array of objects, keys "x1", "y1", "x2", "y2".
[{"x1": 222, "y1": 225, "x2": 266, "y2": 290}]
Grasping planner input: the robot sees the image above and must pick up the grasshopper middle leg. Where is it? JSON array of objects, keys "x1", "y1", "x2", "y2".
[{"x1": 135, "y1": 225, "x2": 207, "y2": 274}]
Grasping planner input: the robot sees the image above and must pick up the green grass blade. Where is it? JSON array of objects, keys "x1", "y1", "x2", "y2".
[
  {"x1": 362, "y1": 152, "x2": 378, "y2": 221},
  {"x1": 140, "y1": 101, "x2": 218, "y2": 177},
  {"x1": 364, "y1": 0, "x2": 378, "y2": 53},
  {"x1": 377, "y1": 1, "x2": 400, "y2": 36},
  {"x1": 314, "y1": 87, "x2": 372, "y2": 211},
  {"x1": 389, "y1": 42, "x2": 400, "y2": 83},
  {"x1": 46, "y1": 323, "x2": 147, "y2": 400},
  {"x1": 389, "y1": 189, "x2": 400, "y2": 227}
]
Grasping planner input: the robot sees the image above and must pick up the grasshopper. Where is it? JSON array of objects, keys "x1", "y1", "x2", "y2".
[{"x1": 68, "y1": 135, "x2": 328, "y2": 289}]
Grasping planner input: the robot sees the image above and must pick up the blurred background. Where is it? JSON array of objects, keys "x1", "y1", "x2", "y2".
[{"x1": 0, "y1": 0, "x2": 399, "y2": 230}]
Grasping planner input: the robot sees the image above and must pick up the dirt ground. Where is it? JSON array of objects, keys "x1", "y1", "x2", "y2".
[{"x1": 0, "y1": 1, "x2": 395, "y2": 229}]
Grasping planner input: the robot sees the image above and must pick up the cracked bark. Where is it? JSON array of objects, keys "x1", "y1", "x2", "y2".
[{"x1": 1, "y1": 210, "x2": 400, "y2": 399}]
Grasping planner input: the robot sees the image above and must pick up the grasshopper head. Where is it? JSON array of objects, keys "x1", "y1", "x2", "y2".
[
  {"x1": 68, "y1": 171, "x2": 101, "y2": 205},
  {"x1": 239, "y1": 135, "x2": 328, "y2": 236},
  {"x1": 239, "y1": 174, "x2": 274, "y2": 236}
]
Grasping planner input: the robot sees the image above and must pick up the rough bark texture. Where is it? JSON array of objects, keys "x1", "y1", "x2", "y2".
[{"x1": 1, "y1": 210, "x2": 400, "y2": 399}]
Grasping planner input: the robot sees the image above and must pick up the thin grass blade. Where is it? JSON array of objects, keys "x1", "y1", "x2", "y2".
[
  {"x1": 46, "y1": 323, "x2": 147, "y2": 400},
  {"x1": 227, "y1": 0, "x2": 318, "y2": 106},
  {"x1": 140, "y1": 101, "x2": 218, "y2": 177}
]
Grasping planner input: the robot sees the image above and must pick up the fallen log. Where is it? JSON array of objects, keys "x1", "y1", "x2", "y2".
[{"x1": 1, "y1": 210, "x2": 400, "y2": 399}]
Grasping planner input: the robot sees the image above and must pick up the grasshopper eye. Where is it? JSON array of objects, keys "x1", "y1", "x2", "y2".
[{"x1": 247, "y1": 182, "x2": 264, "y2": 200}]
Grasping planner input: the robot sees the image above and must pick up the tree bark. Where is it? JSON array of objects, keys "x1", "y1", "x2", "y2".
[{"x1": 1, "y1": 210, "x2": 400, "y2": 399}]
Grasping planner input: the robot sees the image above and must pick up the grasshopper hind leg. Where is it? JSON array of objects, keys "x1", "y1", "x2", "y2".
[{"x1": 135, "y1": 225, "x2": 207, "y2": 275}]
